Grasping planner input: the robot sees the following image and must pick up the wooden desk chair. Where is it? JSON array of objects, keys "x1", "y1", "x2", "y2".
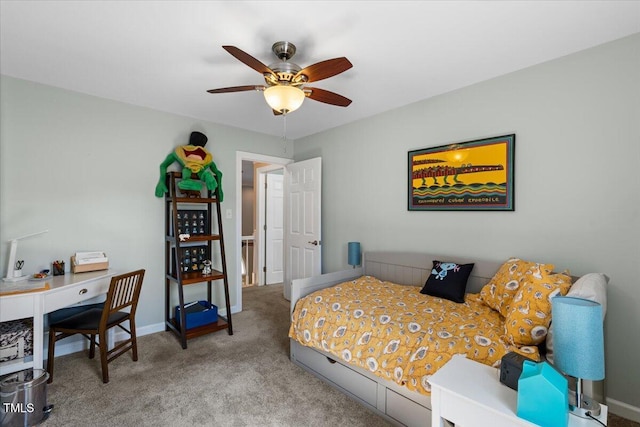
[{"x1": 47, "y1": 269, "x2": 145, "y2": 384}]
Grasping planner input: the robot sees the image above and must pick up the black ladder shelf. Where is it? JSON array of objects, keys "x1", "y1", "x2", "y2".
[{"x1": 164, "y1": 171, "x2": 232, "y2": 349}]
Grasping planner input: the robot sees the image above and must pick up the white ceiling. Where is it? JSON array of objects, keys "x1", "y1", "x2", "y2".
[{"x1": 1, "y1": 1, "x2": 639, "y2": 140}]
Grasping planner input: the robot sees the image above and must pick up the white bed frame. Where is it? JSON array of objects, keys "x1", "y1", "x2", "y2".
[{"x1": 289, "y1": 251, "x2": 504, "y2": 427}]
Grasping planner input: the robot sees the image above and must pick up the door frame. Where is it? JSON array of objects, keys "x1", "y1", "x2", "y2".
[{"x1": 235, "y1": 151, "x2": 292, "y2": 312}]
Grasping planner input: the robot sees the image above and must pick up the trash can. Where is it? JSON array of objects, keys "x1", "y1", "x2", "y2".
[{"x1": 0, "y1": 369, "x2": 53, "y2": 427}]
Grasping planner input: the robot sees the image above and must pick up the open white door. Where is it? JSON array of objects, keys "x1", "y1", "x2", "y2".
[
  {"x1": 283, "y1": 157, "x2": 322, "y2": 300},
  {"x1": 265, "y1": 172, "x2": 284, "y2": 284}
]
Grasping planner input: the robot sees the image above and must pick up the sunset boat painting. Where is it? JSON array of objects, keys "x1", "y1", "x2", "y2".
[{"x1": 408, "y1": 135, "x2": 515, "y2": 211}]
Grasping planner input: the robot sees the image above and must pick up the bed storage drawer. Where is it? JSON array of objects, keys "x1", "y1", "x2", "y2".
[
  {"x1": 386, "y1": 388, "x2": 431, "y2": 427},
  {"x1": 293, "y1": 342, "x2": 377, "y2": 407}
]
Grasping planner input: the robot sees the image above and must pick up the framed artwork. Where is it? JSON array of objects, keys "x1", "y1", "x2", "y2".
[
  {"x1": 172, "y1": 245, "x2": 209, "y2": 275},
  {"x1": 176, "y1": 210, "x2": 209, "y2": 236},
  {"x1": 408, "y1": 134, "x2": 515, "y2": 211}
]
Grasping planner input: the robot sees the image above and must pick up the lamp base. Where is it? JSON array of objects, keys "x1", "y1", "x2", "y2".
[{"x1": 569, "y1": 391, "x2": 601, "y2": 418}]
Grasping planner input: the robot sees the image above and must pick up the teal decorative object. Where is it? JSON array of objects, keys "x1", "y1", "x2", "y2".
[{"x1": 517, "y1": 360, "x2": 569, "y2": 427}]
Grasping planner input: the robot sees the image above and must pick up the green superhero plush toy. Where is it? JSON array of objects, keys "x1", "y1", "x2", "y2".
[{"x1": 155, "y1": 131, "x2": 223, "y2": 201}]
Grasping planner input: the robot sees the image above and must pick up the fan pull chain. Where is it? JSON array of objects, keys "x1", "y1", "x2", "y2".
[{"x1": 282, "y1": 114, "x2": 288, "y2": 153}]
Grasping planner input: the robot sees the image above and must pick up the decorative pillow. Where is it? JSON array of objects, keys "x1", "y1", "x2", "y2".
[
  {"x1": 420, "y1": 260, "x2": 474, "y2": 303},
  {"x1": 566, "y1": 273, "x2": 609, "y2": 317},
  {"x1": 546, "y1": 273, "x2": 608, "y2": 363},
  {"x1": 480, "y1": 258, "x2": 555, "y2": 317},
  {"x1": 504, "y1": 271, "x2": 572, "y2": 346}
]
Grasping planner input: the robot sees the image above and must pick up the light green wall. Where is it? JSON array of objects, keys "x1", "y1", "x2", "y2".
[
  {"x1": 0, "y1": 76, "x2": 293, "y2": 328},
  {"x1": 294, "y1": 34, "x2": 640, "y2": 413}
]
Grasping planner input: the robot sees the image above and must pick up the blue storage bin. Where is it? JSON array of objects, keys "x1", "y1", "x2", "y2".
[{"x1": 175, "y1": 300, "x2": 218, "y2": 329}]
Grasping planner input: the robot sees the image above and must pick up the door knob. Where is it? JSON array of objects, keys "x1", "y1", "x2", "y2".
[{"x1": 308, "y1": 240, "x2": 319, "y2": 246}]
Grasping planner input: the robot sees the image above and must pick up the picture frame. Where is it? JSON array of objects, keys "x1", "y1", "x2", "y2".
[
  {"x1": 172, "y1": 245, "x2": 209, "y2": 275},
  {"x1": 408, "y1": 134, "x2": 515, "y2": 211},
  {"x1": 176, "y1": 210, "x2": 209, "y2": 236}
]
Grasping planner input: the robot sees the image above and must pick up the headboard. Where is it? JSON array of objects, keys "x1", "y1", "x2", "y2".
[{"x1": 363, "y1": 251, "x2": 504, "y2": 294}]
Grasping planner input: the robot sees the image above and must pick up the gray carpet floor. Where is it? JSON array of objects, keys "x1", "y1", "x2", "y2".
[
  {"x1": 41, "y1": 283, "x2": 638, "y2": 427},
  {"x1": 42, "y1": 284, "x2": 390, "y2": 426}
]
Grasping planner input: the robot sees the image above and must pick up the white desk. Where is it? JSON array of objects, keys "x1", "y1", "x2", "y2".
[
  {"x1": 429, "y1": 355, "x2": 608, "y2": 427},
  {"x1": 0, "y1": 270, "x2": 116, "y2": 375}
]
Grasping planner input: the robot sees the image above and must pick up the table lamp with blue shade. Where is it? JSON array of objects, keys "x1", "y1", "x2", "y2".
[
  {"x1": 347, "y1": 242, "x2": 361, "y2": 268},
  {"x1": 552, "y1": 296, "x2": 605, "y2": 419}
]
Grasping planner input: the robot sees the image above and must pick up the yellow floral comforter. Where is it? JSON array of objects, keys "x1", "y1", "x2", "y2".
[{"x1": 288, "y1": 276, "x2": 539, "y2": 396}]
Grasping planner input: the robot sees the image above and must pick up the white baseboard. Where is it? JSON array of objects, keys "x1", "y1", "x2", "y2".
[
  {"x1": 606, "y1": 398, "x2": 640, "y2": 423},
  {"x1": 47, "y1": 321, "x2": 166, "y2": 359},
  {"x1": 46, "y1": 303, "x2": 240, "y2": 360}
]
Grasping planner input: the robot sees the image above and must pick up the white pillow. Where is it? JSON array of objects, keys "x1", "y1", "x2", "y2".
[
  {"x1": 545, "y1": 273, "x2": 609, "y2": 363},
  {"x1": 566, "y1": 273, "x2": 608, "y2": 317}
]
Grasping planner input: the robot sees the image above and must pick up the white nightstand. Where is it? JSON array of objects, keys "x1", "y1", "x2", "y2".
[{"x1": 429, "y1": 355, "x2": 607, "y2": 427}]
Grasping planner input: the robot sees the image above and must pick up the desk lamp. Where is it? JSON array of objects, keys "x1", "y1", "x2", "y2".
[
  {"x1": 552, "y1": 296, "x2": 605, "y2": 418},
  {"x1": 347, "y1": 242, "x2": 361, "y2": 268},
  {"x1": 3, "y1": 230, "x2": 49, "y2": 282}
]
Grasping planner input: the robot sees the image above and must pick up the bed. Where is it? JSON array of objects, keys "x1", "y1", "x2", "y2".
[{"x1": 288, "y1": 251, "x2": 606, "y2": 427}]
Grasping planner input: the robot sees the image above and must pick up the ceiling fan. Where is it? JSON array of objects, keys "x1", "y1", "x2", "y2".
[{"x1": 207, "y1": 41, "x2": 353, "y2": 115}]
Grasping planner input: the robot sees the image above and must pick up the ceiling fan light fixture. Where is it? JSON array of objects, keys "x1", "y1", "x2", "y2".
[{"x1": 264, "y1": 85, "x2": 305, "y2": 114}]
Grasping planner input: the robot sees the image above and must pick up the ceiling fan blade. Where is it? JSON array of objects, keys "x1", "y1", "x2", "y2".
[
  {"x1": 296, "y1": 57, "x2": 353, "y2": 83},
  {"x1": 223, "y1": 46, "x2": 275, "y2": 76},
  {"x1": 207, "y1": 85, "x2": 264, "y2": 94},
  {"x1": 305, "y1": 87, "x2": 352, "y2": 107}
]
